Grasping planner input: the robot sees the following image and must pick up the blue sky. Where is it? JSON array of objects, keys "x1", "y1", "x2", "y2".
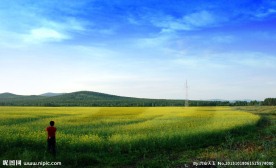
[{"x1": 0, "y1": 0, "x2": 276, "y2": 100}]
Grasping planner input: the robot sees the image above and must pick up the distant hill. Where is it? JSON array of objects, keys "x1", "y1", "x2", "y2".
[
  {"x1": 0, "y1": 92, "x2": 47, "y2": 101},
  {"x1": 0, "y1": 91, "x2": 183, "y2": 106},
  {"x1": 41, "y1": 91, "x2": 149, "y2": 106},
  {"x1": 207, "y1": 99, "x2": 257, "y2": 103},
  {"x1": 0, "y1": 91, "x2": 261, "y2": 107},
  {"x1": 51, "y1": 91, "x2": 130, "y2": 100},
  {"x1": 0, "y1": 92, "x2": 22, "y2": 99},
  {"x1": 0, "y1": 91, "x2": 128, "y2": 100}
]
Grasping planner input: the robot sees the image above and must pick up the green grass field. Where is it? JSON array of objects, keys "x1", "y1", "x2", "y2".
[{"x1": 0, "y1": 106, "x2": 274, "y2": 167}]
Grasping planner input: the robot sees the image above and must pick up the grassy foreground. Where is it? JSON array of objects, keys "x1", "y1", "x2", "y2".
[{"x1": 0, "y1": 106, "x2": 273, "y2": 167}]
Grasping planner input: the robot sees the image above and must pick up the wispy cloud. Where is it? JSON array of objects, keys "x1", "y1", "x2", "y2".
[
  {"x1": 255, "y1": 8, "x2": 276, "y2": 18},
  {"x1": 22, "y1": 17, "x2": 89, "y2": 44},
  {"x1": 0, "y1": 1, "x2": 88, "y2": 46},
  {"x1": 171, "y1": 51, "x2": 276, "y2": 71},
  {"x1": 23, "y1": 27, "x2": 70, "y2": 43},
  {"x1": 150, "y1": 10, "x2": 218, "y2": 33},
  {"x1": 211, "y1": 35, "x2": 235, "y2": 43},
  {"x1": 134, "y1": 35, "x2": 174, "y2": 49},
  {"x1": 182, "y1": 10, "x2": 216, "y2": 28}
]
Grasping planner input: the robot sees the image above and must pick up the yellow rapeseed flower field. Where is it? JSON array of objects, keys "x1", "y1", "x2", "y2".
[{"x1": 0, "y1": 106, "x2": 260, "y2": 166}]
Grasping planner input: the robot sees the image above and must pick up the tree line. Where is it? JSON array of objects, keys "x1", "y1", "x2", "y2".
[
  {"x1": 263, "y1": 98, "x2": 276, "y2": 106},
  {"x1": 0, "y1": 91, "x2": 274, "y2": 107},
  {"x1": 0, "y1": 98, "x2": 266, "y2": 107}
]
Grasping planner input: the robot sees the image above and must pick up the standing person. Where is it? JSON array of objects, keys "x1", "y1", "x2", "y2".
[{"x1": 46, "y1": 121, "x2": 57, "y2": 155}]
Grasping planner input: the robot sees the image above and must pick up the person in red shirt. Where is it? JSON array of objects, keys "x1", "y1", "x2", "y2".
[{"x1": 46, "y1": 121, "x2": 56, "y2": 155}]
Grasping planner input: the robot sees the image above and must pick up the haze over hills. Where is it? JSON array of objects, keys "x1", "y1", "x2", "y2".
[
  {"x1": 0, "y1": 91, "x2": 263, "y2": 107},
  {"x1": 40, "y1": 92, "x2": 65, "y2": 97},
  {"x1": 207, "y1": 99, "x2": 257, "y2": 103}
]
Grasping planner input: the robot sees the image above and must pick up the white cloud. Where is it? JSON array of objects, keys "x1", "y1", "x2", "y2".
[
  {"x1": 23, "y1": 27, "x2": 70, "y2": 43},
  {"x1": 41, "y1": 18, "x2": 87, "y2": 32},
  {"x1": 0, "y1": 1, "x2": 88, "y2": 46},
  {"x1": 22, "y1": 18, "x2": 88, "y2": 44},
  {"x1": 1, "y1": 17, "x2": 88, "y2": 46}
]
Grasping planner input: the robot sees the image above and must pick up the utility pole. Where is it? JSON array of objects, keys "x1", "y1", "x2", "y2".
[{"x1": 185, "y1": 80, "x2": 189, "y2": 107}]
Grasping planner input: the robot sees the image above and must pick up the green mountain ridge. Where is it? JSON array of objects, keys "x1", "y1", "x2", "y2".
[
  {"x1": 0, "y1": 92, "x2": 23, "y2": 99},
  {"x1": 0, "y1": 91, "x2": 262, "y2": 107},
  {"x1": 0, "y1": 91, "x2": 125, "y2": 100},
  {"x1": 0, "y1": 91, "x2": 184, "y2": 106},
  {"x1": 50, "y1": 91, "x2": 132, "y2": 100}
]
